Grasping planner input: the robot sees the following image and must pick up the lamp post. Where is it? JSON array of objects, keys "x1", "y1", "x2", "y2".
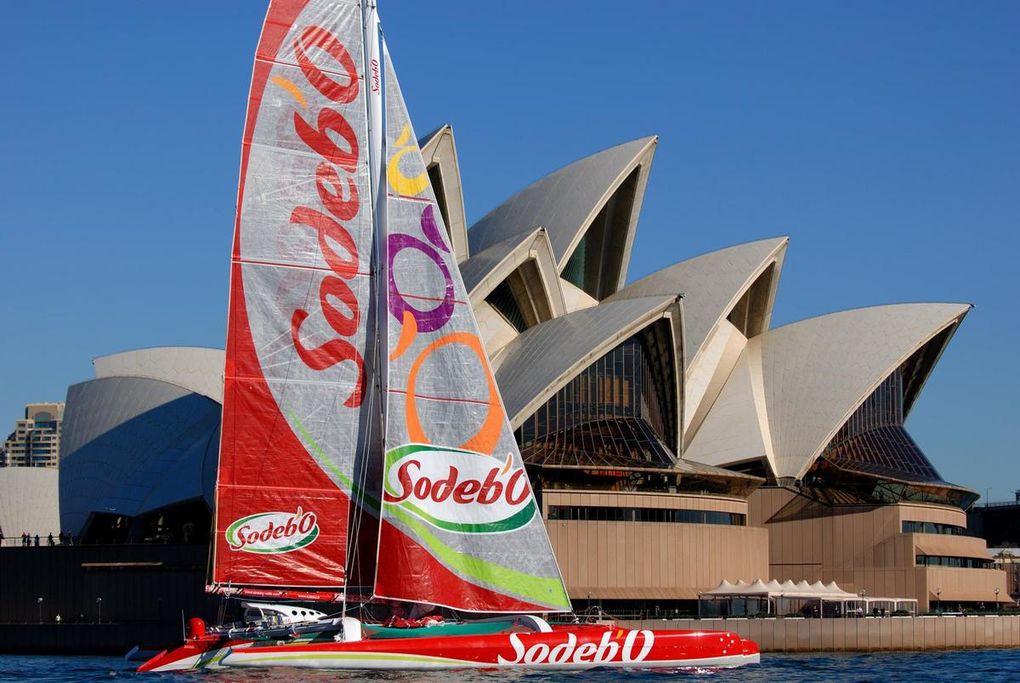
[
  {"x1": 995, "y1": 588, "x2": 1000, "y2": 611},
  {"x1": 96, "y1": 597, "x2": 103, "y2": 624},
  {"x1": 936, "y1": 588, "x2": 942, "y2": 614},
  {"x1": 37, "y1": 597, "x2": 43, "y2": 624}
]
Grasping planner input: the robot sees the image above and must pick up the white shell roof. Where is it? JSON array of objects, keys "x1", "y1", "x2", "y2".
[
  {"x1": 94, "y1": 346, "x2": 224, "y2": 403},
  {"x1": 609, "y1": 237, "x2": 788, "y2": 367},
  {"x1": 60, "y1": 346, "x2": 225, "y2": 534},
  {"x1": 494, "y1": 295, "x2": 679, "y2": 429},
  {"x1": 685, "y1": 303, "x2": 971, "y2": 480},
  {"x1": 459, "y1": 227, "x2": 567, "y2": 326},
  {"x1": 468, "y1": 137, "x2": 657, "y2": 278},
  {"x1": 59, "y1": 376, "x2": 220, "y2": 534},
  {"x1": 0, "y1": 468, "x2": 60, "y2": 538}
]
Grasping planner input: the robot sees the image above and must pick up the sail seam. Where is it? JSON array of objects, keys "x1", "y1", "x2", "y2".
[
  {"x1": 235, "y1": 257, "x2": 373, "y2": 276},
  {"x1": 386, "y1": 388, "x2": 493, "y2": 407},
  {"x1": 387, "y1": 193, "x2": 433, "y2": 204},
  {"x1": 254, "y1": 56, "x2": 369, "y2": 84},
  {"x1": 218, "y1": 483, "x2": 347, "y2": 493},
  {"x1": 388, "y1": 292, "x2": 468, "y2": 305},
  {"x1": 243, "y1": 139, "x2": 373, "y2": 169}
]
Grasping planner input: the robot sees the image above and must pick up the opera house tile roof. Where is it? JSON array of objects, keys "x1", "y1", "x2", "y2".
[{"x1": 57, "y1": 128, "x2": 975, "y2": 534}]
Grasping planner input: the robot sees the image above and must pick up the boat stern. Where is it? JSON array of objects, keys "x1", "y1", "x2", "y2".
[{"x1": 740, "y1": 635, "x2": 761, "y2": 665}]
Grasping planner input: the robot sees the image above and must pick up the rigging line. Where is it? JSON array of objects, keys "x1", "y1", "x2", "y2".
[
  {"x1": 345, "y1": 285, "x2": 380, "y2": 604},
  {"x1": 344, "y1": 376, "x2": 371, "y2": 604}
]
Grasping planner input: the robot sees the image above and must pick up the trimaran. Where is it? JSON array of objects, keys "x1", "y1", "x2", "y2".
[{"x1": 139, "y1": 0, "x2": 760, "y2": 672}]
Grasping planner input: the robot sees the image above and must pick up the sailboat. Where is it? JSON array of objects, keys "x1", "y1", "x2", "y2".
[{"x1": 139, "y1": 0, "x2": 760, "y2": 672}]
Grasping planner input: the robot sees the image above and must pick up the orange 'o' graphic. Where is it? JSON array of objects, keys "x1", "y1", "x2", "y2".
[
  {"x1": 405, "y1": 332, "x2": 502, "y2": 455},
  {"x1": 389, "y1": 310, "x2": 418, "y2": 361}
]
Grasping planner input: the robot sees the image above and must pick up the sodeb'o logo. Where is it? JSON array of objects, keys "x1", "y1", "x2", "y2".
[
  {"x1": 225, "y1": 507, "x2": 319, "y2": 554},
  {"x1": 383, "y1": 444, "x2": 537, "y2": 534}
]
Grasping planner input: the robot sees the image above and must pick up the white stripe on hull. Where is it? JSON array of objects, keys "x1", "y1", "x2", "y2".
[{"x1": 220, "y1": 648, "x2": 759, "y2": 671}]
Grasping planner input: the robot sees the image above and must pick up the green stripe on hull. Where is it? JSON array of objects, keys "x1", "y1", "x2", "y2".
[
  {"x1": 234, "y1": 651, "x2": 471, "y2": 666},
  {"x1": 363, "y1": 621, "x2": 514, "y2": 639}
]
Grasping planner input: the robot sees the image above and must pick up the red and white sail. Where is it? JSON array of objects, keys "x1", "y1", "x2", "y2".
[
  {"x1": 212, "y1": 0, "x2": 375, "y2": 594},
  {"x1": 374, "y1": 42, "x2": 571, "y2": 613}
]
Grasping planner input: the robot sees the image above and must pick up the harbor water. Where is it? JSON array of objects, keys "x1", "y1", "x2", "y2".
[{"x1": 1, "y1": 650, "x2": 1018, "y2": 682}]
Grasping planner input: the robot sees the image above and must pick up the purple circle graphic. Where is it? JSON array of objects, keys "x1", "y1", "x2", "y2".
[
  {"x1": 420, "y1": 204, "x2": 450, "y2": 253},
  {"x1": 388, "y1": 232, "x2": 455, "y2": 332}
]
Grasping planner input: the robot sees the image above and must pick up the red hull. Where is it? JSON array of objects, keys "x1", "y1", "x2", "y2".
[{"x1": 218, "y1": 626, "x2": 759, "y2": 670}]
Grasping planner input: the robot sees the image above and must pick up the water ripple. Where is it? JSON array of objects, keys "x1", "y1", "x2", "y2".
[{"x1": 1, "y1": 650, "x2": 1018, "y2": 682}]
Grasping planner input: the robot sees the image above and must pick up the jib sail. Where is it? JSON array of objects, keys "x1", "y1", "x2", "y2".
[{"x1": 373, "y1": 41, "x2": 571, "y2": 613}]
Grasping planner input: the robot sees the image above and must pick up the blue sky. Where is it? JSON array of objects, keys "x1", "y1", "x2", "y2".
[{"x1": 1, "y1": 1, "x2": 1016, "y2": 499}]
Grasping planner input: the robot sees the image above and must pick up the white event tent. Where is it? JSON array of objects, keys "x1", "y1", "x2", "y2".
[{"x1": 698, "y1": 579, "x2": 918, "y2": 618}]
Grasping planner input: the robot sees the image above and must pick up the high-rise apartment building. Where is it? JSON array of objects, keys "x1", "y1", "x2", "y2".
[{"x1": 1, "y1": 402, "x2": 64, "y2": 467}]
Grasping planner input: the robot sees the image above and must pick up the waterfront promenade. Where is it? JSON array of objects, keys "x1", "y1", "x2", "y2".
[{"x1": 623, "y1": 615, "x2": 1020, "y2": 652}]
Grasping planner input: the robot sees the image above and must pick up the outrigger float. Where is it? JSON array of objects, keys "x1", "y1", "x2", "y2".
[{"x1": 140, "y1": 0, "x2": 759, "y2": 672}]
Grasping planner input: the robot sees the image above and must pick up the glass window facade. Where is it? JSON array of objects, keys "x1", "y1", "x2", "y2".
[
  {"x1": 822, "y1": 368, "x2": 946, "y2": 484},
  {"x1": 805, "y1": 342, "x2": 977, "y2": 508},
  {"x1": 902, "y1": 520, "x2": 968, "y2": 536},
  {"x1": 560, "y1": 168, "x2": 639, "y2": 301},
  {"x1": 547, "y1": 505, "x2": 745, "y2": 526},
  {"x1": 916, "y1": 555, "x2": 992, "y2": 569},
  {"x1": 485, "y1": 279, "x2": 528, "y2": 333},
  {"x1": 515, "y1": 320, "x2": 677, "y2": 469},
  {"x1": 426, "y1": 163, "x2": 450, "y2": 240}
]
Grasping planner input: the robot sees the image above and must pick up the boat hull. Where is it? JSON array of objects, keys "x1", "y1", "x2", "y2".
[{"x1": 218, "y1": 626, "x2": 759, "y2": 671}]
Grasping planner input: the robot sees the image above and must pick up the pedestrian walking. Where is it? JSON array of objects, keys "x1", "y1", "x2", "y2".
[
  {"x1": 47, "y1": 533, "x2": 54, "y2": 546},
  {"x1": 33, "y1": 534, "x2": 40, "y2": 547}
]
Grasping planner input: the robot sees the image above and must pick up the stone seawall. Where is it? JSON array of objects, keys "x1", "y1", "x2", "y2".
[
  {"x1": 0, "y1": 622, "x2": 181, "y2": 655},
  {"x1": 621, "y1": 616, "x2": 1020, "y2": 652}
]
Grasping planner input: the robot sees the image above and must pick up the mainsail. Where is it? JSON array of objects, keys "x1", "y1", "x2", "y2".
[
  {"x1": 374, "y1": 43, "x2": 572, "y2": 613},
  {"x1": 212, "y1": 0, "x2": 375, "y2": 594}
]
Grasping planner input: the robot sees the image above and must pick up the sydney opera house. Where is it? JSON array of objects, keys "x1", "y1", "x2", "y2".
[{"x1": 54, "y1": 128, "x2": 1006, "y2": 614}]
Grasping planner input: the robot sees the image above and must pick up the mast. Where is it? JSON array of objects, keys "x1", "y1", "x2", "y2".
[
  {"x1": 364, "y1": 0, "x2": 387, "y2": 474},
  {"x1": 343, "y1": 0, "x2": 385, "y2": 617}
]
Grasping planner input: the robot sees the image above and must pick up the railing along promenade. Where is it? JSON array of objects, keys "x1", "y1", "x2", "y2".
[{"x1": 618, "y1": 613, "x2": 1020, "y2": 652}]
